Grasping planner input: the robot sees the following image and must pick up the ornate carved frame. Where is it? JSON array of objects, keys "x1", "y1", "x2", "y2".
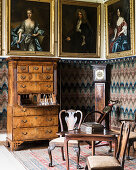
[
  {"x1": 105, "y1": 0, "x2": 135, "y2": 59},
  {"x1": 58, "y1": 0, "x2": 101, "y2": 58},
  {"x1": 6, "y1": 0, "x2": 55, "y2": 56},
  {"x1": 0, "y1": 0, "x2": 2, "y2": 55}
]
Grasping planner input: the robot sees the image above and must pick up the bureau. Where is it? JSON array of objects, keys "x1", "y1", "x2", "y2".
[{"x1": 6, "y1": 57, "x2": 59, "y2": 151}]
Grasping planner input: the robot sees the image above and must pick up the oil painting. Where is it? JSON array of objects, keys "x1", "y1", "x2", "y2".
[
  {"x1": 7, "y1": 0, "x2": 55, "y2": 56},
  {"x1": 58, "y1": 0, "x2": 101, "y2": 58},
  {"x1": 105, "y1": 0, "x2": 135, "y2": 58}
]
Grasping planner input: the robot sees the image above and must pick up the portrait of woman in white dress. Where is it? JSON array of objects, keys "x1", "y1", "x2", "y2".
[{"x1": 11, "y1": 9, "x2": 44, "y2": 51}]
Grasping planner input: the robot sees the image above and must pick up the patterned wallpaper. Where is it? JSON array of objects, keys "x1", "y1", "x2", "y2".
[
  {"x1": 59, "y1": 57, "x2": 136, "y2": 129},
  {"x1": 0, "y1": 56, "x2": 136, "y2": 130},
  {"x1": 59, "y1": 60, "x2": 95, "y2": 120},
  {"x1": 0, "y1": 60, "x2": 8, "y2": 130},
  {"x1": 110, "y1": 57, "x2": 136, "y2": 129}
]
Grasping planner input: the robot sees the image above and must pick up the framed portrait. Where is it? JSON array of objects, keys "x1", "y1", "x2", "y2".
[
  {"x1": 7, "y1": 0, "x2": 55, "y2": 56},
  {"x1": 105, "y1": 0, "x2": 135, "y2": 59},
  {"x1": 58, "y1": 0, "x2": 101, "y2": 58}
]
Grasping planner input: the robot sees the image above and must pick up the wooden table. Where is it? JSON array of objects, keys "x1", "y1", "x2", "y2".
[{"x1": 64, "y1": 129, "x2": 119, "y2": 170}]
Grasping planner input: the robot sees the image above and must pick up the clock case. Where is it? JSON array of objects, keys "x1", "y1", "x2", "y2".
[{"x1": 92, "y1": 64, "x2": 111, "y2": 130}]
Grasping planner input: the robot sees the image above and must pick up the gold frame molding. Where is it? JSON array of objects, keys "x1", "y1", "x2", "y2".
[
  {"x1": 7, "y1": 0, "x2": 55, "y2": 56},
  {"x1": 105, "y1": 0, "x2": 135, "y2": 59},
  {"x1": 0, "y1": 0, "x2": 2, "y2": 55},
  {"x1": 58, "y1": 0, "x2": 101, "y2": 58}
]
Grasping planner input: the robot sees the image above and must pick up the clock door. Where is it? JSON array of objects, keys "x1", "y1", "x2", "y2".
[{"x1": 95, "y1": 83, "x2": 105, "y2": 118}]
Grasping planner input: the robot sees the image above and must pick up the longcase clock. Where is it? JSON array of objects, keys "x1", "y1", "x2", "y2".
[{"x1": 92, "y1": 64, "x2": 110, "y2": 129}]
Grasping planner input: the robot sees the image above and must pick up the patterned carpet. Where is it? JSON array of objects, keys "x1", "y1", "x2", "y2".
[{"x1": 11, "y1": 144, "x2": 136, "y2": 170}]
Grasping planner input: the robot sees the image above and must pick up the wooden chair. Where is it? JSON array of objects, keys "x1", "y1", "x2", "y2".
[
  {"x1": 83, "y1": 101, "x2": 116, "y2": 147},
  {"x1": 48, "y1": 109, "x2": 83, "y2": 168},
  {"x1": 83, "y1": 100, "x2": 119, "y2": 129},
  {"x1": 86, "y1": 123, "x2": 130, "y2": 170},
  {"x1": 119, "y1": 119, "x2": 136, "y2": 159}
]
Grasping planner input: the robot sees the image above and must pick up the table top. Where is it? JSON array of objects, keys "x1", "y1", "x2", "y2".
[{"x1": 65, "y1": 129, "x2": 119, "y2": 138}]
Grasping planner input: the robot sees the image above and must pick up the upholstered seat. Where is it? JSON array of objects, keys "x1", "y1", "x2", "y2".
[
  {"x1": 87, "y1": 156, "x2": 121, "y2": 170},
  {"x1": 49, "y1": 136, "x2": 78, "y2": 146},
  {"x1": 129, "y1": 131, "x2": 136, "y2": 139}
]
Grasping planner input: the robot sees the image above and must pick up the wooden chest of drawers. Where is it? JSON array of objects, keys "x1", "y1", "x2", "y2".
[{"x1": 6, "y1": 57, "x2": 59, "y2": 151}]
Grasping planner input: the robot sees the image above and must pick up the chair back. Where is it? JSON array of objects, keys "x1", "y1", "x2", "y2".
[
  {"x1": 59, "y1": 109, "x2": 83, "y2": 132},
  {"x1": 116, "y1": 123, "x2": 124, "y2": 159},
  {"x1": 117, "y1": 123, "x2": 130, "y2": 168}
]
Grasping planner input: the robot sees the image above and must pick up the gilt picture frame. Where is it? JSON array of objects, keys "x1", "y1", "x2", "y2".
[
  {"x1": 0, "y1": 0, "x2": 2, "y2": 55},
  {"x1": 105, "y1": 0, "x2": 135, "y2": 59},
  {"x1": 7, "y1": 0, "x2": 55, "y2": 56},
  {"x1": 58, "y1": 0, "x2": 101, "y2": 58}
]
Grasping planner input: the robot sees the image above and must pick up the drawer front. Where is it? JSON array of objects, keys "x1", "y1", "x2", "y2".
[
  {"x1": 13, "y1": 106, "x2": 59, "y2": 116},
  {"x1": 13, "y1": 106, "x2": 35, "y2": 116},
  {"x1": 17, "y1": 73, "x2": 53, "y2": 82},
  {"x1": 17, "y1": 65, "x2": 28, "y2": 73},
  {"x1": 13, "y1": 126, "x2": 58, "y2": 140},
  {"x1": 39, "y1": 74, "x2": 53, "y2": 81},
  {"x1": 43, "y1": 65, "x2": 53, "y2": 73},
  {"x1": 29, "y1": 65, "x2": 42, "y2": 73},
  {"x1": 38, "y1": 126, "x2": 58, "y2": 139},
  {"x1": 13, "y1": 115, "x2": 58, "y2": 128},
  {"x1": 17, "y1": 82, "x2": 53, "y2": 93}
]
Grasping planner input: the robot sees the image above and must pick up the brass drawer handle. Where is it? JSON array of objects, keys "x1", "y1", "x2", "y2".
[
  {"x1": 45, "y1": 85, "x2": 51, "y2": 88},
  {"x1": 21, "y1": 75, "x2": 26, "y2": 80},
  {"x1": 21, "y1": 108, "x2": 27, "y2": 112},
  {"x1": 22, "y1": 132, "x2": 28, "y2": 135},
  {"x1": 46, "y1": 75, "x2": 51, "y2": 80},
  {"x1": 33, "y1": 67, "x2": 39, "y2": 70},
  {"x1": 46, "y1": 130, "x2": 52, "y2": 134},
  {"x1": 46, "y1": 67, "x2": 51, "y2": 71},
  {"x1": 47, "y1": 118, "x2": 52, "y2": 121},
  {"x1": 20, "y1": 85, "x2": 26, "y2": 88},
  {"x1": 21, "y1": 66, "x2": 26, "y2": 71},
  {"x1": 21, "y1": 120, "x2": 27, "y2": 123}
]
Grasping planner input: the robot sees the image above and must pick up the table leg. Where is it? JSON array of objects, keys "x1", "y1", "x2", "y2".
[
  {"x1": 92, "y1": 141, "x2": 95, "y2": 156},
  {"x1": 114, "y1": 139, "x2": 118, "y2": 157},
  {"x1": 64, "y1": 138, "x2": 69, "y2": 170}
]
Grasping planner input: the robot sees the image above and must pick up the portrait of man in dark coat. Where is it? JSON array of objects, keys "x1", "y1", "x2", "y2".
[{"x1": 62, "y1": 4, "x2": 97, "y2": 54}]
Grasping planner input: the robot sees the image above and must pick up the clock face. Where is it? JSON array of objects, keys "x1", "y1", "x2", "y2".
[{"x1": 95, "y1": 69, "x2": 105, "y2": 81}]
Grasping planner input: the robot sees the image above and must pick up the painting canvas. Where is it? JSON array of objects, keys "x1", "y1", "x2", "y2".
[
  {"x1": 105, "y1": 0, "x2": 135, "y2": 58},
  {"x1": 58, "y1": 0, "x2": 101, "y2": 58},
  {"x1": 7, "y1": 0, "x2": 55, "y2": 56}
]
